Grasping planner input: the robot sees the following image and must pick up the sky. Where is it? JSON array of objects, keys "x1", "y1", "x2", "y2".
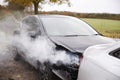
[{"x1": 0, "y1": 0, "x2": 120, "y2": 14}]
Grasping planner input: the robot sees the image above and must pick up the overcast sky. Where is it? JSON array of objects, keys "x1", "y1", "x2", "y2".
[{"x1": 0, "y1": 0, "x2": 120, "y2": 14}]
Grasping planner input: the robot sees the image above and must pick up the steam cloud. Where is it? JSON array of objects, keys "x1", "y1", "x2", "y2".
[
  {"x1": 0, "y1": 14, "x2": 19, "y2": 65},
  {"x1": 13, "y1": 30, "x2": 79, "y2": 65},
  {"x1": 0, "y1": 14, "x2": 79, "y2": 68}
]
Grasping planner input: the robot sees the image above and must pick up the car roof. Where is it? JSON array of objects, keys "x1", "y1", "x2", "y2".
[{"x1": 36, "y1": 14, "x2": 73, "y2": 18}]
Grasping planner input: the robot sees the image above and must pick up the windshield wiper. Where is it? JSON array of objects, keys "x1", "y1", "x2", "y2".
[
  {"x1": 50, "y1": 35, "x2": 89, "y2": 37},
  {"x1": 93, "y1": 34, "x2": 102, "y2": 36},
  {"x1": 63, "y1": 35, "x2": 88, "y2": 37}
]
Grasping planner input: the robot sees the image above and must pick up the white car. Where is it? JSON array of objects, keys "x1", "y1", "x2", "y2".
[{"x1": 77, "y1": 42, "x2": 120, "y2": 80}]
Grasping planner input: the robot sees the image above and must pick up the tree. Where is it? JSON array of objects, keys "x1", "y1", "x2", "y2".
[
  {"x1": 6, "y1": 1, "x2": 25, "y2": 11},
  {"x1": 5, "y1": 0, "x2": 70, "y2": 14}
]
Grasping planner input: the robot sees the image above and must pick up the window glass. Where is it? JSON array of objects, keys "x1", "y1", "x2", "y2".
[
  {"x1": 41, "y1": 17, "x2": 98, "y2": 36},
  {"x1": 110, "y1": 48, "x2": 120, "y2": 59}
]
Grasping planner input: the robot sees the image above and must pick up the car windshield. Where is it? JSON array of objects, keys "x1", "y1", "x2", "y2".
[{"x1": 41, "y1": 17, "x2": 98, "y2": 36}]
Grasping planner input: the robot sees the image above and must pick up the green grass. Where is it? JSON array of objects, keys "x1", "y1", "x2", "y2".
[{"x1": 81, "y1": 18, "x2": 120, "y2": 38}]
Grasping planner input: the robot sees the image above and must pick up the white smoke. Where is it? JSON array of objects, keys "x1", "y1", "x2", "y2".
[
  {"x1": 0, "y1": 14, "x2": 79, "y2": 68},
  {"x1": 13, "y1": 29, "x2": 79, "y2": 66},
  {"x1": 0, "y1": 13, "x2": 22, "y2": 65},
  {"x1": 0, "y1": 31, "x2": 13, "y2": 65}
]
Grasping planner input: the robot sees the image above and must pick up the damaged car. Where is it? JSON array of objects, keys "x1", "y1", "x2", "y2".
[
  {"x1": 77, "y1": 41, "x2": 120, "y2": 80},
  {"x1": 13, "y1": 15, "x2": 116, "y2": 80}
]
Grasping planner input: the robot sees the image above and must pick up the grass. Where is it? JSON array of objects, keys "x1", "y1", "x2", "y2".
[{"x1": 81, "y1": 18, "x2": 120, "y2": 38}]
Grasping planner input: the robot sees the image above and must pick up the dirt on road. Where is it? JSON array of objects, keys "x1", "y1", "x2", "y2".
[{"x1": 0, "y1": 59, "x2": 40, "y2": 80}]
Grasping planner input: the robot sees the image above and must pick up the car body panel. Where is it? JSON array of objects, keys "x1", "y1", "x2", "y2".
[
  {"x1": 78, "y1": 42, "x2": 120, "y2": 80},
  {"x1": 49, "y1": 36, "x2": 115, "y2": 53}
]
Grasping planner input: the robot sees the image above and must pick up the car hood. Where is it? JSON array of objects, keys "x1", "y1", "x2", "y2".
[{"x1": 49, "y1": 35, "x2": 115, "y2": 53}]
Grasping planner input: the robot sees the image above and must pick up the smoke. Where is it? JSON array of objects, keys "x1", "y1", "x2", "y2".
[
  {"x1": 13, "y1": 30, "x2": 79, "y2": 65},
  {"x1": 0, "y1": 31, "x2": 13, "y2": 65},
  {"x1": 0, "y1": 12, "x2": 23, "y2": 65},
  {"x1": 0, "y1": 14, "x2": 80, "y2": 80},
  {"x1": 0, "y1": 14, "x2": 79, "y2": 70}
]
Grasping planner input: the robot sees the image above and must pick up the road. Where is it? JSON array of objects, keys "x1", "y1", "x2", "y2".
[{"x1": 0, "y1": 59, "x2": 40, "y2": 80}]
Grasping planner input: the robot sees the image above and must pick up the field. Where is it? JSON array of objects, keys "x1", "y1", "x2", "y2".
[{"x1": 81, "y1": 18, "x2": 120, "y2": 38}]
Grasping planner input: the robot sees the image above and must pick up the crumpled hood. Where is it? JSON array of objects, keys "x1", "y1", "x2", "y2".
[{"x1": 49, "y1": 36, "x2": 115, "y2": 53}]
